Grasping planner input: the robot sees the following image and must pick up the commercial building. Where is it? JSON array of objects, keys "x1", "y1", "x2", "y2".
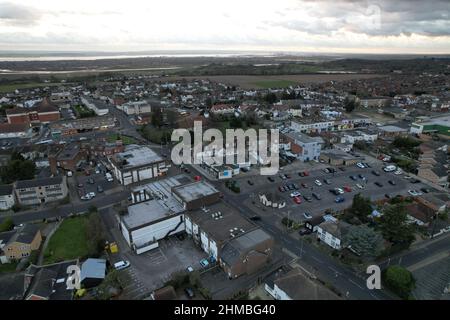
[
  {"x1": 220, "y1": 228, "x2": 274, "y2": 279},
  {"x1": 0, "y1": 184, "x2": 15, "y2": 210},
  {"x1": 109, "y1": 144, "x2": 168, "y2": 186},
  {"x1": 49, "y1": 116, "x2": 116, "y2": 137},
  {"x1": 119, "y1": 100, "x2": 151, "y2": 115},
  {"x1": 281, "y1": 131, "x2": 323, "y2": 162},
  {"x1": 122, "y1": 175, "x2": 188, "y2": 254},
  {"x1": 49, "y1": 143, "x2": 86, "y2": 174},
  {"x1": 171, "y1": 180, "x2": 221, "y2": 210},
  {"x1": 320, "y1": 150, "x2": 359, "y2": 166},
  {"x1": 80, "y1": 96, "x2": 110, "y2": 116},
  {"x1": 410, "y1": 114, "x2": 450, "y2": 137},
  {"x1": 50, "y1": 92, "x2": 72, "y2": 105},
  {"x1": 317, "y1": 220, "x2": 351, "y2": 250},
  {"x1": 6, "y1": 98, "x2": 60, "y2": 124},
  {"x1": 0, "y1": 123, "x2": 33, "y2": 139},
  {"x1": 14, "y1": 176, "x2": 68, "y2": 206}
]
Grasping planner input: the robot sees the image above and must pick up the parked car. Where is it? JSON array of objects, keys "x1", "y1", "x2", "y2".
[
  {"x1": 114, "y1": 260, "x2": 130, "y2": 271},
  {"x1": 88, "y1": 178, "x2": 95, "y2": 184},
  {"x1": 249, "y1": 215, "x2": 262, "y2": 221},
  {"x1": 374, "y1": 182, "x2": 383, "y2": 187},
  {"x1": 350, "y1": 175, "x2": 357, "y2": 181},
  {"x1": 343, "y1": 186, "x2": 352, "y2": 192},
  {"x1": 298, "y1": 228, "x2": 311, "y2": 236},
  {"x1": 186, "y1": 266, "x2": 194, "y2": 273},
  {"x1": 77, "y1": 183, "x2": 83, "y2": 188},
  {"x1": 303, "y1": 212, "x2": 313, "y2": 219},
  {"x1": 356, "y1": 162, "x2": 366, "y2": 169},
  {"x1": 184, "y1": 287, "x2": 195, "y2": 299},
  {"x1": 323, "y1": 179, "x2": 331, "y2": 185},
  {"x1": 408, "y1": 190, "x2": 423, "y2": 196},
  {"x1": 97, "y1": 185, "x2": 104, "y2": 193},
  {"x1": 312, "y1": 192, "x2": 321, "y2": 200},
  {"x1": 247, "y1": 180, "x2": 254, "y2": 186},
  {"x1": 303, "y1": 195, "x2": 312, "y2": 202},
  {"x1": 420, "y1": 187, "x2": 430, "y2": 193},
  {"x1": 290, "y1": 191, "x2": 301, "y2": 198},
  {"x1": 293, "y1": 196, "x2": 302, "y2": 204},
  {"x1": 278, "y1": 186, "x2": 286, "y2": 192},
  {"x1": 388, "y1": 180, "x2": 396, "y2": 185},
  {"x1": 335, "y1": 196, "x2": 345, "y2": 203},
  {"x1": 338, "y1": 167, "x2": 346, "y2": 172},
  {"x1": 301, "y1": 182, "x2": 308, "y2": 188},
  {"x1": 314, "y1": 179, "x2": 322, "y2": 186},
  {"x1": 268, "y1": 177, "x2": 275, "y2": 182},
  {"x1": 411, "y1": 179, "x2": 421, "y2": 184},
  {"x1": 356, "y1": 183, "x2": 364, "y2": 189},
  {"x1": 303, "y1": 171, "x2": 310, "y2": 176},
  {"x1": 371, "y1": 170, "x2": 381, "y2": 176}
]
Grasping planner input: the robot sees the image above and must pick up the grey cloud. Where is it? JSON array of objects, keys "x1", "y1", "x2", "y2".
[
  {"x1": 273, "y1": 0, "x2": 450, "y2": 37},
  {"x1": 0, "y1": 2, "x2": 41, "y2": 25}
]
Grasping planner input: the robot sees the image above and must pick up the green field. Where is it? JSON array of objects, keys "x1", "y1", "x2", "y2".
[
  {"x1": 0, "y1": 262, "x2": 18, "y2": 273},
  {"x1": 251, "y1": 80, "x2": 298, "y2": 89},
  {"x1": 0, "y1": 82, "x2": 63, "y2": 94},
  {"x1": 106, "y1": 133, "x2": 137, "y2": 145},
  {"x1": 43, "y1": 216, "x2": 90, "y2": 264}
]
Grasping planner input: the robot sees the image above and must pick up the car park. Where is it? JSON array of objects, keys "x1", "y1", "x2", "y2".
[{"x1": 303, "y1": 212, "x2": 313, "y2": 219}]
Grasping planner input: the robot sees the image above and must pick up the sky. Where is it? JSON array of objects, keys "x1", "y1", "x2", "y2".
[{"x1": 0, "y1": 0, "x2": 449, "y2": 54}]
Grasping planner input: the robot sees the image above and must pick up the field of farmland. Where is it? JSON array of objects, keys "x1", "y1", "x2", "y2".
[{"x1": 162, "y1": 74, "x2": 385, "y2": 89}]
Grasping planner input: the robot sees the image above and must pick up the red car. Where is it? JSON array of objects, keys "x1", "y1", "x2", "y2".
[
  {"x1": 194, "y1": 175, "x2": 202, "y2": 181},
  {"x1": 293, "y1": 196, "x2": 302, "y2": 204},
  {"x1": 343, "y1": 185, "x2": 352, "y2": 192},
  {"x1": 303, "y1": 171, "x2": 310, "y2": 176}
]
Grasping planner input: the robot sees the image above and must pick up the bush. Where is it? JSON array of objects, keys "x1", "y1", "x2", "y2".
[
  {"x1": 383, "y1": 265, "x2": 415, "y2": 299},
  {"x1": 0, "y1": 217, "x2": 14, "y2": 232}
]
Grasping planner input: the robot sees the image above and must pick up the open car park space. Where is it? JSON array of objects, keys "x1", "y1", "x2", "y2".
[{"x1": 235, "y1": 162, "x2": 433, "y2": 223}]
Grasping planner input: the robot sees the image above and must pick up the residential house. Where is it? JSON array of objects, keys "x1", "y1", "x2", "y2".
[
  {"x1": 265, "y1": 267, "x2": 340, "y2": 300},
  {"x1": 14, "y1": 176, "x2": 68, "y2": 206},
  {"x1": 0, "y1": 184, "x2": 15, "y2": 210},
  {"x1": 2, "y1": 224, "x2": 42, "y2": 261},
  {"x1": 317, "y1": 220, "x2": 351, "y2": 250}
]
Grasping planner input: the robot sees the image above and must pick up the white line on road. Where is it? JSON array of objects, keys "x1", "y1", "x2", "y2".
[
  {"x1": 349, "y1": 278, "x2": 364, "y2": 290},
  {"x1": 311, "y1": 255, "x2": 323, "y2": 263}
]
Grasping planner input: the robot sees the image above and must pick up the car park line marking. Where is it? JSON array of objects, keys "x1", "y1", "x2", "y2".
[
  {"x1": 349, "y1": 278, "x2": 364, "y2": 290},
  {"x1": 311, "y1": 256, "x2": 323, "y2": 263}
]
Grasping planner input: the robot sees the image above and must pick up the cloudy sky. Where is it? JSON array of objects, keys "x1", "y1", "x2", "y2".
[{"x1": 0, "y1": 0, "x2": 449, "y2": 53}]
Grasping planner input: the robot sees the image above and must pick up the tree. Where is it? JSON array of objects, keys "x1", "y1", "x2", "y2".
[
  {"x1": 151, "y1": 108, "x2": 164, "y2": 128},
  {"x1": 165, "y1": 109, "x2": 179, "y2": 128},
  {"x1": 263, "y1": 93, "x2": 278, "y2": 104},
  {"x1": 348, "y1": 194, "x2": 373, "y2": 223},
  {"x1": 343, "y1": 225, "x2": 384, "y2": 257},
  {"x1": 383, "y1": 265, "x2": 415, "y2": 299},
  {"x1": 0, "y1": 158, "x2": 36, "y2": 184},
  {"x1": 85, "y1": 209, "x2": 106, "y2": 257},
  {"x1": 379, "y1": 204, "x2": 415, "y2": 247},
  {"x1": 344, "y1": 96, "x2": 360, "y2": 113},
  {"x1": 0, "y1": 217, "x2": 14, "y2": 232}
]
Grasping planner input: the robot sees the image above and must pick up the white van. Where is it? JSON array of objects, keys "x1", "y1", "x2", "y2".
[
  {"x1": 383, "y1": 165, "x2": 397, "y2": 172},
  {"x1": 105, "y1": 173, "x2": 114, "y2": 182},
  {"x1": 114, "y1": 260, "x2": 130, "y2": 271}
]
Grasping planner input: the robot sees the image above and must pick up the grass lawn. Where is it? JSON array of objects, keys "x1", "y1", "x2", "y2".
[
  {"x1": 73, "y1": 105, "x2": 95, "y2": 118},
  {"x1": 0, "y1": 82, "x2": 63, "y2": 94},
  {"x1": 252, "y1": 79, "x2": 298, "y2": 89},
  {"x1": 43, "y1": 216, "x2": 90, "y2": 264},
  {"x1": 0, "y1": 262, "x2": 18, "y2": 273},
  {"x1": 106, "y1": 133, "x2": 136, "y2": 145}
]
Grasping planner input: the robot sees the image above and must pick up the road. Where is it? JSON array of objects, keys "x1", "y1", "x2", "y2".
[{"x1": 0, "y1": 190, "x2": 129, "y2": 225}]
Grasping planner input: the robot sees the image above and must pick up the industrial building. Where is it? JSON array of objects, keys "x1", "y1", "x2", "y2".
[
  {"x1": 109, "y1": 144, "x2": 168, "y2": 186},
  {"x1": 171, "y1": 180, "x2": 221, "y2": 210}
]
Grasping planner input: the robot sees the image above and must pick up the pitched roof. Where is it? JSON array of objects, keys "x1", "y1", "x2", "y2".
[
  {"x1": 0, "y1": 123, "x2": 30, "y2": 134},
  {"x1": 15, "y1": 176, "x2": 64, "y2": 189},
  {"x1": 274, "y1": 268, "x2": 341, "y2": 300}
]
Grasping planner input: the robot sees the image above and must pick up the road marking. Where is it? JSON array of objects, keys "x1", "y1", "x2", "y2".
[
  {"x1": 349, "y1": 278, "x2": 364, "y2": 290},
  {"x1": 311, "y1": 255, "x2": 323, "y2": 263}
]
